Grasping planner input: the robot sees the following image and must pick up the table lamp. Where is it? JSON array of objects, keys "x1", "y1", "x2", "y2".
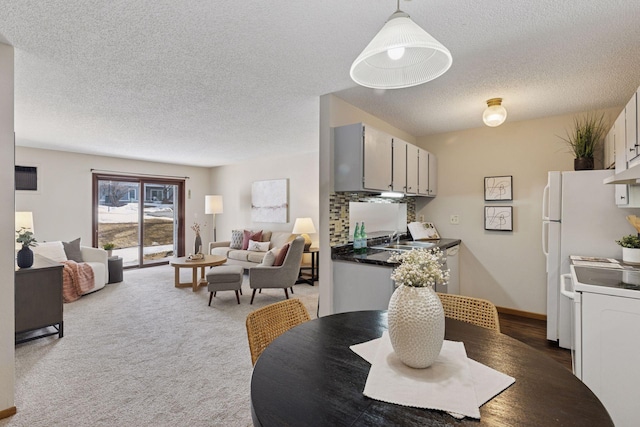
[
  {"x1": 292, "y1": 217, "x2": 316, "y2": 251},
  {"x1": 205, "y1": 195, "x2": 223, "y2": 242}
]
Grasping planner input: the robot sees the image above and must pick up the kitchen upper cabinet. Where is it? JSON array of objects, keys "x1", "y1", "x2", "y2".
[
  {"x1": 613, "y1": 111, "x2": 629, "y2": 206},
  {"x1": 392, "y1": 138, "x2": 407, "y2": 193},
  {"x1": 334, "y1": 123, "x2": 436, "y2": 196},
  {"x1": 405, "y1": 143, "x2": 419, "y2": 195},
  {"x1": 625, "y1": 92, "x2": 639, "y2": 165},
  {"x1": 428, "y1": 151, "x2": 437, "y2": 196},
  {"x1": 334, "y1": 123, "x2": 393, "y2": 192},
  {"x1": 614, "y1": 110, "x2": 627, "y2": 172},
  {"x1": 417, "y1": 148, "x2": 435, "y2": 197}
]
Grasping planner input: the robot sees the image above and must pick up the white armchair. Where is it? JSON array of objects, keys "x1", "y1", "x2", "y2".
[
  {"x1": 249, "y1": 237, "x2": 305, "y2": 304},
  {"x1": 81, "y1": 246, "x2": 109, "y2": 286}
]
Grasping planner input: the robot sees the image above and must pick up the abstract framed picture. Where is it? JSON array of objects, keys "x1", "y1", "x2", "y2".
[
  {"x1": 484, "y1": 175, "x2": 513, "y2": 201},
  {"x1": 484, "y1": 206, "x2": 513, "y2": 231},
  {"x1": 251, "y1": 179, "x2": 289, "y2": 223}
]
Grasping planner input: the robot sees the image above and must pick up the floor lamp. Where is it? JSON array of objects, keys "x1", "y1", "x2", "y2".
[{"x1": 205, "y1": 195, "x2": 223, "y2": 242}]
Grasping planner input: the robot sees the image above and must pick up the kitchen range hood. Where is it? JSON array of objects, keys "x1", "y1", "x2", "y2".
[{"x1": 603, "y1": 164, "x2": 640, "y2": 184}]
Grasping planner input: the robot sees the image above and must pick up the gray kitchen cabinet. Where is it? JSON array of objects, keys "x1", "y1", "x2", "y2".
[
  {"x1": 428, "y1": 150, "x2": 437, "y2": 196},
  {"x1": 613, "y1": 110, "x2": 629, "y2": 206},
  {"x1": 334, "y1": 122, "x2": 436, "y2": 196},
  {"x1": 405, "y1": 143, "x2": 419, "y2": 195},
  {"x1": 392, "y1": 138, "x2": 407, "y2": 193},
  {"x1": 333, "y1": 261, "x2": 395, "y2": 314},
  {"x1": 393, "y1": 139, "x2": 419, "y2": 194},
  {"x1": 418, "y1": 148, "x2": 429, "y2": 196},
  {"x1": 418, "y1": 148, "x2": 437, "y2": 196},
  {"x1": 334, "y1": 123, "x2": 393, "y2": 192}
]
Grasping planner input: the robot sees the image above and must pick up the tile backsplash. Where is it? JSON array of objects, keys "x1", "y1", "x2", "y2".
[{"x1": 329, "y1": 192, "x2": 416, "y2": 246}]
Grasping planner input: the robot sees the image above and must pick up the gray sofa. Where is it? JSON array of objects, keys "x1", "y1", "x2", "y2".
[{"x1": 209, "y1": 230, "x2": 293, "y2": 269}]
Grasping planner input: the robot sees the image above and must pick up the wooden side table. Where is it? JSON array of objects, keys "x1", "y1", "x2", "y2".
[{"x1": 296, "y1": 247, "x2": 319, "y2": 286}]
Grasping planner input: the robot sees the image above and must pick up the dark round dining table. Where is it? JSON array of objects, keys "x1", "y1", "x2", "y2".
[{"x1": 250, "y1": 310, "x2": 613, "y2": 426}]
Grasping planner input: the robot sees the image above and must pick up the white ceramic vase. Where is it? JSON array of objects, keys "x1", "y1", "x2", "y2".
[
  {"x1": 387, "y1": 284, "x2": 445, "y2": 369},
  {"x1": 622, "y1": 247, "x2": 640, "y2": 265}
]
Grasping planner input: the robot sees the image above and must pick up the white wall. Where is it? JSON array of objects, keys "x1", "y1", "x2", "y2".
[
  {"x1": 15, "y1": 147, "x2": 211, "y2": 251},
  {"x1": 0, "y1": 42, "x2": 15, "y2": 416},
  {"x1": 417, "y1": 108, "x2": 620, "y2": 315},
  {"x1": 209, "y1": 150, "x2": 320, "y2": 246},
  {"x1": 319, "y1": 94, "x2": 415, "y2": 315}
]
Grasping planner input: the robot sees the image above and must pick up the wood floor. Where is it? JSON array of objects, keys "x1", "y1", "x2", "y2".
[{"x1": 498, "y1": 312, "x2": 572, "y2": 371}]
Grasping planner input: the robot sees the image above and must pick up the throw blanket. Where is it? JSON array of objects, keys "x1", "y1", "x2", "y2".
[{"x1": 62, "y1": 260, "x2": 95, "y2": 303}]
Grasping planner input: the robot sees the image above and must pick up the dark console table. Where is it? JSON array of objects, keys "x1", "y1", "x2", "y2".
[{"x1": 15, "y1": 255, "x2": 64, "y2": 344}]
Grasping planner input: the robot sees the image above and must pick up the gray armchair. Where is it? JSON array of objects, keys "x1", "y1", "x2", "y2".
[{"x1": 249, "y1": 236, "x2": 305, "y2": 304}]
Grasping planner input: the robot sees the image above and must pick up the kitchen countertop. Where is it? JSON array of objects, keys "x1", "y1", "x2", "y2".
[{"x1": 331, "y1": 238, "x2": 461, "y2": 267}]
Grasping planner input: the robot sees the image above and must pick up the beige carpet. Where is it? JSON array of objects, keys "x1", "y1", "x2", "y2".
[{"x1": 2, "y1": 264, "x2": 319, "y2": 427}]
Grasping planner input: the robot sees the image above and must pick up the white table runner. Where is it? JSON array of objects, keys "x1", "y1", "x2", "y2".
[{"x1": 351, "y1": 333, "x2": 515, "y2": 419}]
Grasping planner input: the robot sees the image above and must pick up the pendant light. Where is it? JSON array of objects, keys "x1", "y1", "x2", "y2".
[
  {"x1": 350, "y1": 0, "x2": 452, "y2": 89},
  {"x1": 482, "y1": 98, "x2": 507, "y2": 127}
]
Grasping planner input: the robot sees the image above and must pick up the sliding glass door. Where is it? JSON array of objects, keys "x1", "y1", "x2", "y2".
[{"x1": 93, "y1": 174, "x2": 185, "y2": 268}]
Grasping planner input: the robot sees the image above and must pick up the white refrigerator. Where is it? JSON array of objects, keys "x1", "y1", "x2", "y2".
[{"x1": 542, "y1": 170, "x2": 634, "y2": 349}]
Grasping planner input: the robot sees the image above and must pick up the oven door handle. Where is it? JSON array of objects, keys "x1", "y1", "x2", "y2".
[{"x1": 560, "y1": 273, "x2": 575, "y2": 300}]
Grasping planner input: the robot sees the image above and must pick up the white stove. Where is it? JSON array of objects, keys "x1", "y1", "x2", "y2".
[{"x1": 565, "y1": 263, "x2": 640, "y2": 426}]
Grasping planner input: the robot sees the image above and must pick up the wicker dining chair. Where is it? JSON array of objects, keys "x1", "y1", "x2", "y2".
[
  {"x1": 436, "y1": 293, "x2": 501, "y2": 332},
  {"x1": 246, "y1": 298, "x2": 311, "y2": 365}
]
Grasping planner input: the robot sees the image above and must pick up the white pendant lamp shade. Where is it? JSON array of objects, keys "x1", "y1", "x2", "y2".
[
  {"x1": 482, "y1": 98, "x2": 507, "y2": 127},
  {"x1": 350, "y1": 10, "x2": 452, "y2": 89}
]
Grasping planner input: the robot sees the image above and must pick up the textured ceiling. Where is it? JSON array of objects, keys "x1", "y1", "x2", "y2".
[{"x1": 1, "y1": 1, "x2": 640, "y2": 167}]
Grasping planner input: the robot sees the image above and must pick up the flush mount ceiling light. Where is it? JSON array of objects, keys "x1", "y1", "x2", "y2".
[
  {"x1": 482, "y1": 98, "x2": 508, "y2": 127},
  {"x1": 350, "y1": 0, "x2": 452, "y2": 89}
]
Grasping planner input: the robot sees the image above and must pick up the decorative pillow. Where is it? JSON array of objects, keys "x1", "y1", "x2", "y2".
[
  {"x1": 247, "y1": 240, "x2": 270, "y2": 252},
  {"x1": 273, "y1": 243, "x2": 290, "y2": 267},
  {"x1": 62, "y1": 238, "x2": 84, "y2": 262},
  {"x1": 242, "y1": 230, "x2": 263, "y2": 250},
  {"x1": 261, "y1": 248, "x2": 278, "y2": 267},
  {"x1": 230, "y1": 230, "x2": 243, "y2": 249},
  {"x1": 32, "y1": 241, "x2": 68, "y2": 262}
]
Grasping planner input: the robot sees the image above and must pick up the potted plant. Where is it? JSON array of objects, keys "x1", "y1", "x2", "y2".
[
  {"x1": 16, "y1": 227, "x2": 37, "y2": 268},
  {"x1": 559, "y1": 113, "x2": 606, "y2": 171},
  {"x1": 103, "y1": 242, "x2": 115, "y2": 257},
  {"x1": 386, "y1": 248, "x2": 450, "y2": 368},
  {"x1": 616, "y1": 234, "x2": 640, "y2": 265}
]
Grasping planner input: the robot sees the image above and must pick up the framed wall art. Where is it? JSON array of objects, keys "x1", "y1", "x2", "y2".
[
  {"x1": 484, "y1": 175, "x2": 512, "y2": 201},
  {"x1": 251, "y1": 179, "x2": 289, "y2": 223},
  {"x1": 484, "y1": 206, "x2": 513, "y2": 231}
]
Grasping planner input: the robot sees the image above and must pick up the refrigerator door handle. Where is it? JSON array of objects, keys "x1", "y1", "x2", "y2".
[
  {"x1": 560, "y1": 273, "x2": 575, "y2": 300},
  {"x1": 542, "y1": 221, "x2": 549, "y2": 257},
  {"x1": 542, "y1": 183, "x2": 550, "y2": 221}
]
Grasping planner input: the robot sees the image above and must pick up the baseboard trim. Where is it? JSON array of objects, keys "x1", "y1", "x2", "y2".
[
  {"x1": 0, "y1": 406, "x2": 17, "y2": 420},
  {"x1": 497, "y1": 306, "x2": 546, "y2": 321}
]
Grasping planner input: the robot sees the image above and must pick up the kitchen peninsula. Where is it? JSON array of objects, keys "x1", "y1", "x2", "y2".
[{"x1": 331, "y1": 237, "x2": 461, "y2": 314}]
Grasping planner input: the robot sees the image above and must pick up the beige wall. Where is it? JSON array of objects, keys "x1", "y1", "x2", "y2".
[
  {"x1": 15, "y1": 147, "x2": 211, "y2": 250},
  {"x1": 209, "y1": 151, "x2": 319, "y2": 247},
  {"x1": 0, "y1": 43, "x2": 15, "y2": 416},
  {"x1": 416, "y1": 108, "x2": 620, "y2": 314},
  {"x1": 319, "y1": 94, "x2": 415, "y2": 315}
]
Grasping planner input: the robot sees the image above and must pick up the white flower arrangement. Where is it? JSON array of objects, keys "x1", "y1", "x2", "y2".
[{"x1": 388, "y1": 248, "x2": 450, "y2": 288}]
